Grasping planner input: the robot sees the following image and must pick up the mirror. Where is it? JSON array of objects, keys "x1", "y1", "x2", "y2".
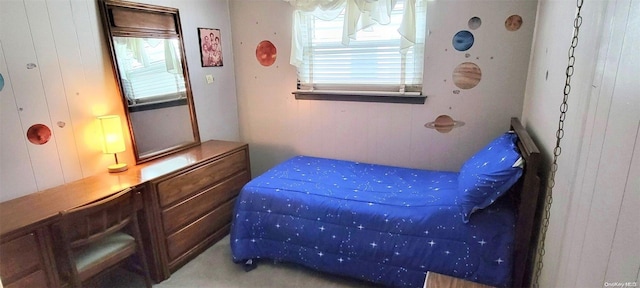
[{"x1": 99, "y1": 0, "x2": 200, "y2": 163}]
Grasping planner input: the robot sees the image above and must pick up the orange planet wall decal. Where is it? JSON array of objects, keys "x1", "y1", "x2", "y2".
[
  {"x1": 424, "y1": 115, "x2": 465, "y2": 133},
  {"x1": 505, "y1": 15, "x2": 523, "y2": 31},
  {"x1": 27, "y1": 124, "x2": 52, "y2": 145},
  {"x1": 256, "y1": 40, "x2": 277, "y2": 66},
  {"x1": 452, "y1": 62, "x2": 482, "y2": 89}
]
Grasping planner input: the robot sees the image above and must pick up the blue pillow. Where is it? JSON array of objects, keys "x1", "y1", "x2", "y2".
[{"x1": 459, "y1": 132, "x2": 523, "y2": 223}]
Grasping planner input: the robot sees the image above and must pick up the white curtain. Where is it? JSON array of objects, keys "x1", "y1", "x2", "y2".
[
  {"x1": 286, "y1": 0, "x2": 424, "y2": 67},
  {"x1": 164, "y1": 39, "x2": 183, "y2": 75}
]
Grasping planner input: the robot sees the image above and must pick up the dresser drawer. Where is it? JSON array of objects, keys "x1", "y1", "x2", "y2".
[
  {"x1": 161, "y1": 171, "x2": 250, "y2": 234},
  {"x1": 165, "y1": 198, "x2": 235, "y2": 261},
  {"x1": 0, "y1": 233, "x2": 42, "y2": 283},
  {"x1": 157, "y1": 150, "x2": 247, "y2": 207}
]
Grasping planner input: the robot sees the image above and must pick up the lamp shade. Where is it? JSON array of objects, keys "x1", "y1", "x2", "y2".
[{"x1": 98, "y1": 115, "x2": 126, "y2": 154}]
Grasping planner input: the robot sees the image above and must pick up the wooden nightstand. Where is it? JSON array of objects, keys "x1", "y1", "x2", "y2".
[{"x1": 424, "y1": 272, "x2": 495, "y2": 288}]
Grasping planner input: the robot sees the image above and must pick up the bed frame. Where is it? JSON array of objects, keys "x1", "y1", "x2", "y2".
[{"x1": 509, "y1": 117, "x2": 543, "y2": 288}]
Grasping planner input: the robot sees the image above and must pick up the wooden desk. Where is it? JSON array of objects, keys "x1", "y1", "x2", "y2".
[{"x1": 0, "y1": 140, "x2": 250, "y2": 287}]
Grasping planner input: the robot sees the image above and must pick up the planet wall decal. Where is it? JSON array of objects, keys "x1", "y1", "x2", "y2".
[
  {"x1": 468, "y1": 17, "x2": 482, "y2": 30},
  {"x1": 27, "y1": 124, "x2": 52, "y2": 145},
  {"x1": 505, "y1": 15, "x2": 523, "y2": 31},
  {"x1": 256, "y1": 40, "x2": 277, "y2": 67},
  {"x1": 452, "y1": 62, "x2": 482, "y2": 89},
  {"x1": 452, "y1": 30, "x2": 474, "y2": 51},
  {"x1": 424, "y1": 115, "x2": 465, "y2": 133}
]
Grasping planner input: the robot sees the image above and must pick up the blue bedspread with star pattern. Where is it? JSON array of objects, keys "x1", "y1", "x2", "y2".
[{"x1": 230, "y1": 156, "x2": 515, "y2": 287}]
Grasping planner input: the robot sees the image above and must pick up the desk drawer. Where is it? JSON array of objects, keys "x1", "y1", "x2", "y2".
[
  {"x1": 4, "y1": 270, "x2": 48, "y2": 288},
  {"x1": 0, "y1": 233, "x2": 42, "y2": 283},
  {"x1": 161, "y1": 171, "x2": 249, "y2": 234},
  {"x1": 165, "y1": 198, "x2": 235, "y2": 261},
  {"x1": 157, "y1": 150, "x2": 247, "y2": 207}
]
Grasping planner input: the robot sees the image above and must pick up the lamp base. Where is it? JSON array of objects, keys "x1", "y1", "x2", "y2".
[{"x1": 108, "y1": 163, "x2": 128, "y2": 173}]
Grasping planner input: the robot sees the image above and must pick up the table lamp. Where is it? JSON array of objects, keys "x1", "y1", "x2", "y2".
[{"x1": 98, "y1": 115, "x2": 128, "y2": 173}]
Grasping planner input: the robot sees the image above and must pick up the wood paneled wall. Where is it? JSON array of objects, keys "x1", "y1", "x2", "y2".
[
  {"x1": 1, "y1": 0, "x2": 121, "y2": 201},
  {"x1": 522, "y1": 0, "x2": 640, "y2": 286},
  {"x1": 0, "y1": 0, "x2": 240, "y2": 202}
]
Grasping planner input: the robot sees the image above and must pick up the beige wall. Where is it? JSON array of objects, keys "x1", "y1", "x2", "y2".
[
  {"x1": 230, "y1": 0, "x2": 537, "y2": 176},
  {"x1": 0, "y1": 0, "x2": 239, "y2": 201}
]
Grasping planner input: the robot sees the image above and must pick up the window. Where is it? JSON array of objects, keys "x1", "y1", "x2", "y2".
[
  {"x1": 290, "y1": 0, "x2": 427, "y2": 103},
  {"x1": 113, "y1": 37, "x2": 186, "y2": 106}
]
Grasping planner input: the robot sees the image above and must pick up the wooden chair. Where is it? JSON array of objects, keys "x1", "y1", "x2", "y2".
[{"x1": 54, "y1": 188, "x2": 152, "y2": 287}]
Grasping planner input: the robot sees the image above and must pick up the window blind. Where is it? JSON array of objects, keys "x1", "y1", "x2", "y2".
[
  {"x1": 114, "y1": 38, "x2": 186, "y2": 105},
  {"x1": 295, "y1": 0, "x2": 425, "y2": 94}
]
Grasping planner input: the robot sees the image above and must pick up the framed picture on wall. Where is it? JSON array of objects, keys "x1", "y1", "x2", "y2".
[{"x1": 198, "y1": 28, "x2": 223, "y2": 67}]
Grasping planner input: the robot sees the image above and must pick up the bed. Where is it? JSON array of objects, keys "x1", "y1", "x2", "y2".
[{"x1": 230, "y1": 118, "x2": 542, "y2": 287}]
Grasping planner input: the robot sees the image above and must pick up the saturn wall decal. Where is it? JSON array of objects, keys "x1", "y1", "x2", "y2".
[{"x1": 424, "y1": 115, "x2": 465, "y2": 133}]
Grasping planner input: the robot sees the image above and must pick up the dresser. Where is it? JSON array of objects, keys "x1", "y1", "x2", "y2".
[
  {"x1": 146, "y1": 143, "x2": 251, "y2": 274},
  {"x1": 0, "y1": 140, "x2": 250, "y2": 287}
]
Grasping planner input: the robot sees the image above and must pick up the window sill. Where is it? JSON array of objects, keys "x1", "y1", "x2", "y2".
[
  {"x1": 128, "y1": 98, "x2": 188, "y2": 112},
  {"x1": 293, "y1": 90, "x2": 426, "y2": 104}
]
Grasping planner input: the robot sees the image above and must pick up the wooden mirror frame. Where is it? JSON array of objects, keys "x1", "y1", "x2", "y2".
[{"x1": 98, "y1": 0, "x2": 200, "y2": 164}]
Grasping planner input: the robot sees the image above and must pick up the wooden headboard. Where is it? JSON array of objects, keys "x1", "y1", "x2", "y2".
[{"x1": 509, "y1": 117, "x2": 543, "y2": 288}]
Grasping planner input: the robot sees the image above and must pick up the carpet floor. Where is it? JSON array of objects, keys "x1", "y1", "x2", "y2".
[{"x1": 90, "y1": 235, "x2": 378, "y2": 288}]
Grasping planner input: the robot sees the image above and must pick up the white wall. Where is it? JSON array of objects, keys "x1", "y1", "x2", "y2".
[
  {"x1": 1, "y1": 0, "x2": 116, "y2": 201},
  {"x1": 0, "y1": 0, "x2": 239, "y2": 202},
  {"x1": 230, "y1": 0, "x2": 537, "y2": 176},
  {"x1": 523, "y1": 0, "x2": 640, "y2": 286}
]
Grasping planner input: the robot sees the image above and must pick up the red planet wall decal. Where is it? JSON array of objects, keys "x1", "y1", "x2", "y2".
[
  {"x1": 256, "y1": 40, "x2": 277, "y2": 67},
  {"x1": 27, "y1": 124, "x2": 52, "y2": 145}
]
